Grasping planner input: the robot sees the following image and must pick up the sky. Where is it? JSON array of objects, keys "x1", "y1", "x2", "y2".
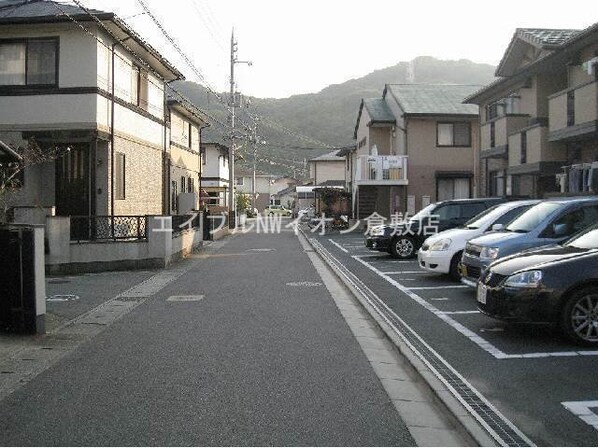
[{"x1": 83, "y1": 0, "x2": 596, "y2": 99}]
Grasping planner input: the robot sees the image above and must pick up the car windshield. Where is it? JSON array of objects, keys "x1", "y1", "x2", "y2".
[
  {"x1": 463, "y1": 204, "x2": 502, "y2": 229},
  {"x1": 565, "y1": 226, "x2": 598, "y2": 249},
  {"x1": 409, "y1": 203, "x2": 437, "y2": 221},
  {"x1": 505, "y1": 202, "x2": 562, "y2": 233}
]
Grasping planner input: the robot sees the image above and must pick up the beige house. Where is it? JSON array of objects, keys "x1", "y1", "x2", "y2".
[
  {"x1": 167, "y1": 98, "x2": 208, "y2": 215},
  {"x1": 0, "y1": 1, "x2": 184, "y2": 219},
  {"x1": 200, "y1": 127, "x2": 230, "y2": 212},
  {"x1": 235, "y1": 171, "x2": 297, "y2": 211},
  {"x1": 308, "y1": 150, "x2": 346, "y2": 187},
  {"x1": 464, "y1": 25, "x2": 598, "y2": 197},
  {"x1": 349, "y1": 84, "x2": 481, "y2": 218}
]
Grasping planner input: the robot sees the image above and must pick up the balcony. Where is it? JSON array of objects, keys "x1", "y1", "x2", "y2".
[
  {"x1": 507, "y1": 124, "x2": 565, "y2": 175},
  {"x1": 480, "y1": 114, "x2": 529, "y2": 159},
  {"x1": 549, "y1": 80, "x2": 598, "y2": 141},
  {"x1": 355, "y1": 155, "x2": 408, "y2": 185}
]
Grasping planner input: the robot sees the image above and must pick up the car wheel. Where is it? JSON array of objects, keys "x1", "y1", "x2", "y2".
[
  {"x1": 560, "y1": 287, "x2": 598, "y2": 346},
  {"x1": 390, "y1": 236, "x2": 416, "y2": 259},
  {"x1": 449, "y1": 251, "x2": 463, "y2": 281}
]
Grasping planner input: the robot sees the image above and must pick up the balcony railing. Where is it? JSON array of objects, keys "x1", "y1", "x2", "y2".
[
  {"x1": 549, "y1": 80, "x2": 598, "y2": 140},
  {"x1": 355, "y1": 155, "x2": 408, "y2": 184},
  {"x1": 480, "y1": 114, "x2": 529, "y2": 154}
]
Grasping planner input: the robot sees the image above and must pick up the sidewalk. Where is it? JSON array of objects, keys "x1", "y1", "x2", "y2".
[{"x1": 0, "y1": 228, "x2": 458, "y2": 445}]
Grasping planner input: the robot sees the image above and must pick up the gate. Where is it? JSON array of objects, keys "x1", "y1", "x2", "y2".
[{"x1": 0, "y1": 227, "x2": 37, "y2": 333}]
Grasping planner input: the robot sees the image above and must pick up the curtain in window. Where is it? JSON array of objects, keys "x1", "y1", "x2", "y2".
[
  {"x1": 27, "y1": 40, "x2": 56, "y2": 85},
  {"x1": 453, "y1": 178, "x2": 470, "y2": 198},
  {"x1": 437, "y1": 124, "x2": 453, "y2": 146},
  {"x1": 0, "y1": 43, "x2": 26, "y2": 85}
]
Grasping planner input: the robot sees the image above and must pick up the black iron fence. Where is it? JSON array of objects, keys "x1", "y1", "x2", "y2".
[{"x1": 70, "y1": 215, "x2": 148, "y2": 242}]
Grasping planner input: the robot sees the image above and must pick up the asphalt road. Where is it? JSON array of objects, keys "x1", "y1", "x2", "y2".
[
  {"x1": 312, "y1": 230, "x2": 598, "y2": 446},
  {"x1": 0, "y1": 228, "x2": 413, "y2": 446}
]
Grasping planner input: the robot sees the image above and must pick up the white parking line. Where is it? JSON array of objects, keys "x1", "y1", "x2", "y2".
[
  {"x1": 383, "y1": 271, "x2": 428, "y2": 275},
  {"x1": 328, "y1": 239, "x2": 349, "y2": 253},
  {"x1": 352, "y1": 255, "x2": 598, "y2": 359},
  {"x1": 441, "y1": 310, "x2": 480, "y2": 315},
  {"x1": 410, "y1": 285, "x2": 469, "y2": 290},
  {"x1": 562, "y1": 401, "x2": 598, "y2": 431}
]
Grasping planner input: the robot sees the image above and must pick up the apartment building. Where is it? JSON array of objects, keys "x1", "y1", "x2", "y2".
[{"x1": 465, "y1": 24, "x2": 598, "y2": 197}]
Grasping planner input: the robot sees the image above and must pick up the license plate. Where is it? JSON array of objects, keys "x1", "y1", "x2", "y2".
[{"x1": 477, "y1": 284, "x2": 487, "y2": 305}]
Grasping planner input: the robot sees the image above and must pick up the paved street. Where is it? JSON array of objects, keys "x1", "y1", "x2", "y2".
[
  {"x1": 0, "y1": 228, "x2": 423, "y2": 446},
  {"x1": 311, "y1": 230, "x2": 598, "y2": 447}
]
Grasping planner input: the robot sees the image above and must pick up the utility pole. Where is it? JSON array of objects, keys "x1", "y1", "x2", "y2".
[
  {"x1": 251, "y1": 121, "x2": 258, "y2": 212},
  {"x1": 228, "y1": 29, "x2": 251, "y2": 228}
]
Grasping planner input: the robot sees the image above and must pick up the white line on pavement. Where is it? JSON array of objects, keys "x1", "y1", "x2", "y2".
[
  {"x1": 441, "y1": 310, "x2": 480, "y2": 315},
  {"x1": 383, "y1": 271, "x2": 428, "y2": 275},
  {"x1": 328, "y1": 239, "x2": 349, "y2": 253},
  {"x1": 352, "y1": 255, "x2": 598, "y2": 359},
  {"x1": 410, "y1": 285, "x2": 470, "y2": 290},
  {"x1": 562, "y1": 401, "x2": 598, "y2": 431}
]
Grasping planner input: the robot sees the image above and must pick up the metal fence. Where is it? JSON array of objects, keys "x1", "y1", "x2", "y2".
[{"x1": 70, "y1": 215, "x2": 148, "y2": 242}]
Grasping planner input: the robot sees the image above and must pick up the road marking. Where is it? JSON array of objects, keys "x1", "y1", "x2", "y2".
[
  {"x1": 167, "y1": 295, "x2": 205, "y2": 302},
  {"x1": 480, "y1": 327, "x2": 505, "y2": 333},
  {"x1": 383, "y1": 271, "x2": 428, "y2": 275},
  {"x1": 352, "y1": 255, "x2": 598, "y2": 359},
  {"x1": 562, "y1": 401, "x2": 598, "y2": 431},
  {"x1": 286, "y1": 281, "x2": 323, "y2": 287},
  {"x1": 410, "y1": 285, "x2": 469, "y2": 290},
  {"x1": 430, "y1": 298, "x2": 450, "y2": 302},
  {"x1": 441, "y1": 310, "x2": 480, "y2": 315},
  {"x1": 328, "y1": 239, "x2": 349, "y2": 253}
]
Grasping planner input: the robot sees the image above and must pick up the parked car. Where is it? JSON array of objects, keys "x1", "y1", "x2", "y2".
[
  {"x1": 365, "y1": 197, "x2": 506, "y2": 259},
  {"x1": 476, "y1": 223, "x2": 598, "y2": 346},
  {"x1": 264, "y1": 205, "x2": 292, "y2": 216},
  {"x1": 460, "y1": 197, "x2": 598, "y2": 286},
  {"x1": 418, "y1": 200, "x2": 539, "y2": 279}
]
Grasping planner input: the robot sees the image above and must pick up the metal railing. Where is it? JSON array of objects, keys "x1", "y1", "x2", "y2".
[
  {"x1": 70, "y1": 215, "x2": 148, "y2": 242},
  {"x1": 355, "y1": 155, "x2": 408, "y2": 183}
]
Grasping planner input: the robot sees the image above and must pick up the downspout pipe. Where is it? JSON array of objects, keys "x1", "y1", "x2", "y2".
[{"x1": 110, "y1": 41, "x2": 117, "y2": 218}]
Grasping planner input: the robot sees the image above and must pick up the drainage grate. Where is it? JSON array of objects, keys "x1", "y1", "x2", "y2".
[{"x1": 309, "y1": 238, "x2": 534, "y2": 447}]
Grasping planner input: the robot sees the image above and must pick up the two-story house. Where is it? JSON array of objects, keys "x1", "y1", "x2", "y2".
[
  {"x1": 167, "y1": 97, "x2": 208, "y2": 214},
  {"x1": 463, "y1": 27, "x2": 598, "y2": 198},
  {"x1": 0, "y1": 0, "x2": 185, "y2": 220},
  {"x1": 235, "y1": 170, "x2": 297, "y2": 211},
  {"x1": 350, "y1": 84, "x2": 481, "y2": 218},
  {"x1": 199, "y1": 127, "x2": 230, "y2": 211},
  {"x1": 308, "y1": 150, "x2": 346, "y2": 187}
]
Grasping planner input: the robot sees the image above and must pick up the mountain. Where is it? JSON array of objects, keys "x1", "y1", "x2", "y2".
[{"x1": 173, "y1": 56, "x2": 496, "y2": 178}]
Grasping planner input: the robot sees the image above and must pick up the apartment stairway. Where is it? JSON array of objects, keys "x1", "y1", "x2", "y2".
[{"x1": 358, "y1": 187, "x2": 377, "y2": 219}]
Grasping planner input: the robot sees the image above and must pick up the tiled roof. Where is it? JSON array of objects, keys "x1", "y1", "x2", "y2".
[
  {"x1": 363, "y1": 98, "x2": 395, "y2": 123},
  {"x1": 517, "y1": 28, "x2": 581, "y2": 48},
  {"x1": 385, "y1": 84, "x2": 481, "y2": 115},
  {"x1": 0, "y1": 0, "x2": 105, "y2": 20},
  {"x1": 309, "y1": 150, "x2": 345, "y2": 162}
]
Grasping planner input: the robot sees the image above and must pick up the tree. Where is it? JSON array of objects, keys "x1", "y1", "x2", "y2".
[
  {"x1": 0, "y1": 138, "x2": 69, "y2": 223},
  {"x1": 236, "y1": 192, "x2": 252, "y2": 214}
]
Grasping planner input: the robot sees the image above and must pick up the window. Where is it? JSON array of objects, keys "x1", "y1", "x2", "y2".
[
  {"x1": 171, "y1": 181, "x2": 177, "y2": 212},
  {"x1": 520, "y1": 131, "x2": 527, "y2": 164},
  {"x1": 490, "y1": 122, "x2": 496, "y2": 148},
  {"x1": 131, "y1": 65, "x2": 149, "y2": 110},
  {"x1": 115, "y1": 152, "x2": 125, "y2": 200},
  {"x1": 435, "y1": 204, "x2": 461, "y2": 221},
  {"x1": 181, "y1": 176, "x2": 186, "y2": 193},
  {"x1": 187, "y1": 177, "x2": 194, "y2": 193},
  {"x1": 567, "y1": 90, "x2": 575, "y2": 127},
  {"x1": 437, "y1": 177, "x2": 470, "y2": 201},
  {"x1": 461, "y1": 203, "x2": 486, "y2": 219},
  {"x1": 437, "y1": 122, "x2": 471, "y2": 147},
  {"x1": 236, "y1": 177, "x2": 244, "y2": 186},
  {"x1": 0, "y1": 38, "x2": 57, "y2": 86}
]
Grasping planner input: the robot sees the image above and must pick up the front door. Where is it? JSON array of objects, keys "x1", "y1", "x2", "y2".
[{"x1": 55, "y1": 144, "x2": 89, "y2": 216}]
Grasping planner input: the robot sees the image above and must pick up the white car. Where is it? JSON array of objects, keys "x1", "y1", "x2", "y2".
[{"x1": 417, "y1": 200, "x2": 539, "y2": 279}]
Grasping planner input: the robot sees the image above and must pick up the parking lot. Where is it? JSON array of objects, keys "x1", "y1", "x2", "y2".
[{"x1": 312, "y1": 230, "x2": 598, "y2": 446}]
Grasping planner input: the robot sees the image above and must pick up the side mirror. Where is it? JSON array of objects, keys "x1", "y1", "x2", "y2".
[{"x1": 491, "y1": 223, "x2": 504, "y2": 231}]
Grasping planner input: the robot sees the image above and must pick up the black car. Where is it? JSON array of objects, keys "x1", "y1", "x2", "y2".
[
  {"x1": 476, "y1": 224, "x2": 598, "y2": 346},
  {"x1": 365, "y1": 198, "x2": 506, "y2": 259}
]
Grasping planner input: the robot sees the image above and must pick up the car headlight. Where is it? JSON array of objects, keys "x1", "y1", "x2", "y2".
[
  {"x1": 504, "y1": 270, "x2": 543, "y2": 288},
  {"x1": 480, "y1": 246, "x2": 499, "y2": 261},
  {"x1": 429, "y1": 238, "x2": 452, "y2": 251},
  {"x1": 370, "y1": 226, "x2": 385, "y2": 236}
]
